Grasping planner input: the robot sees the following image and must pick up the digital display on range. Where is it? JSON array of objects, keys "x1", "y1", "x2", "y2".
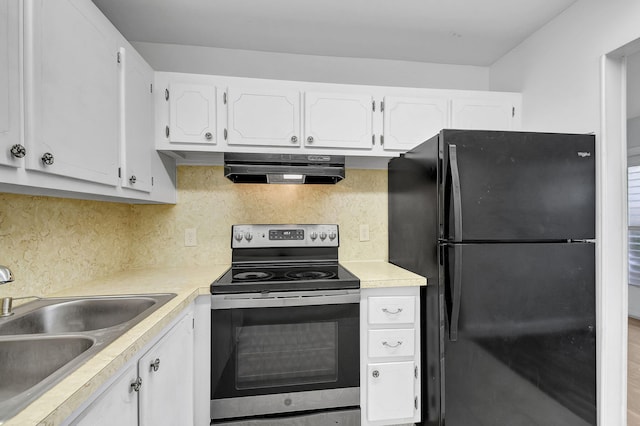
[{"x1": 269, "y1": 229, "x2": 304, "y2": 240}]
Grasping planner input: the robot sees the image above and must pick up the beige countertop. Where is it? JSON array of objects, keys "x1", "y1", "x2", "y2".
[
  {"x1": 343, "y1": 261, "x2": 427, "y2": 288},
  {"x1": 4, "y1": 261, "x2": 425, "y2": 425}
]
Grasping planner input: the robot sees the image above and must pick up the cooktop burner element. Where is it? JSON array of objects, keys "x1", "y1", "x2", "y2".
[
  {"x1": 211, "y1": 224, "x2": 359, "y2": 294},
  {"x1": 284, "y1": 270, "x2": 336, "y2": 280},
  {"x1": 232, "y1": 271, "x2": 275, "y2": 281}
]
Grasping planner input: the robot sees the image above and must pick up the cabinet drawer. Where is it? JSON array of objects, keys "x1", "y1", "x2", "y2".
[
  {"x1": 368, "y1": 296, "x2": 416, "y2": 324},
  {"x1": 368, "y1": 328, "x2": 415, "y2": 358}
]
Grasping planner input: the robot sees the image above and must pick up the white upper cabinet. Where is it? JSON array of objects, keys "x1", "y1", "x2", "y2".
[
  {"x1": 382, "y1": 96, "x2": 448, "y2": 151},
  {"x1": 156, "y1": 72, "x2": 521, "y2": 161},
  {"x1": 0, "y1": 0, "x2": 175, "y2": 203},
  {"x1": 226, "y1": 87, "x2": 301, "y2": 147},
  {"x1": 304, "y1": 92, "x2": 373, "y2": 150},
  {"x1": 0, "y1": 0, "x2": 21, "y2": 169},
  {"x1": 120, "y1": 47, "x2": 153, "y2": 193},
  {"x1": 168, "y1": 82, "x2": 216, "y2": 145},
  {"x1": 24, "y1": 0, "x2": 119, "y2": 186},
  {"x1": 451, "y1": 97, "x2": 517, "y2": 131}
]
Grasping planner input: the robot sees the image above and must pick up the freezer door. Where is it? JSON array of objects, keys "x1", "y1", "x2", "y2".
[
  {"x1": 441, "y1": 130, "x2": 595, "y2": 241},
  {"x1": 442, "y1": 242, "x2": 595, "y2": 426}
]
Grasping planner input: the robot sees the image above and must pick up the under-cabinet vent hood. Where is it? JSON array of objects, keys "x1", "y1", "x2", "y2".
[{"x1": 224, "y1": 153, "x2": 345, "y2": 184}]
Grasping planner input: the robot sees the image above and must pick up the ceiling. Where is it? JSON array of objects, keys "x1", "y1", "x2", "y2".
[{"x1": 92, "y1": 0, "x2": 578, "y2": 67}]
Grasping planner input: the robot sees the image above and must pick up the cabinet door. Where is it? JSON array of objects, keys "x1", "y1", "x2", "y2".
[
  {"x1": 451, "y1": 98, "x2": 515, "y2": 131},
  {"x1": 227, "y1": 87, "x2": 300, "y2": 147},
  {"x1": 24, "y1": 0, "x2": 119, "y2": 186},
  {"x1": 121, "y1": 47, "x2": 153, "y2": 193},
  {"x1": 304, "y1": 92, "x2": 373, "y2": 150},
  {"x1": 367, "y1": 361, "x2": 416, "y2": 423},
  {"x1": 383, "y1": 96, "x2": 448, "y2": 151},
  {"x1": 168, "y1": 82, "x2": 216, "y2": 144},
  {"x1": 138, "y1": 312, "x2": 194, "y2": 426},
  {"x1": 0, "y1": 0, "x2": 21, "y2": 169},
  {"x1": 71, "y1": 363, "x2": 138, "y2": 426}
]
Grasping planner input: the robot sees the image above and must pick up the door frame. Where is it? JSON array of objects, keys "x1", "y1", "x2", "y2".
[{"x1": 600, "y1": 46, "x2": 633, "y2": 425}]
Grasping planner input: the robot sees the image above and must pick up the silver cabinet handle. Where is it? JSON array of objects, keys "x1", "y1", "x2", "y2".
[
  {"x1": 291, "y1": 136, "x2": 298, "y2": 143},
  {"x1": 150, "y1": 358, "x2": 160, "y2": 372},
  {"x1": 10, "y1": 144, "x2": 26, "y2": 158},
  {"x1": 382, "y1": 341, "x2": 403, "y2": 348},
  {"x1": 307, "y1": 136, "x2": 314, "y2": 144},
  {"x1": 205, "y1": 132, "x2": 213, "y2": 140},
  {"x1": 129, "y1": 175, "x2": 137, "y2": 184},
  {"x1": 130, "y1": 377, "x2": 142, "y2": 392},
  {"x1": 382, "y1": 307, "x2": 403, "y2": 315},
  {"x1": 372, "y1": 370, "x2": 380, "y2": 378},
  {"x1": 41, "y1": 152, "x2": 54, "y2": 166}
]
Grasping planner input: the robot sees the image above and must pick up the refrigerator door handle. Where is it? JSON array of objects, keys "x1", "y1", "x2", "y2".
[
  {"x1": 449, "y1": 144, "x2": 463, "y2": 242},
  {"x1": 449, "y1": 244, "x2": 462, "y2": 341}
]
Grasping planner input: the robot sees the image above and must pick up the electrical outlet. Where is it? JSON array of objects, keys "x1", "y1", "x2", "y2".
[
  {"x1": 184, "y1": 228, "x2": 197, "y2": 247},
  {"x1": 359, "y1": 224, "x2": 370, "y2": 242}
]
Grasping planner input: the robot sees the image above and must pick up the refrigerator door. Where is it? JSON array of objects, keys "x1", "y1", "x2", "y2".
[
  {"x1": 440, "y1": 130, "x2": 595, "y2": 241},
  {"x1": 442, "y1": 242, "x2": 595, "y2": 426}
]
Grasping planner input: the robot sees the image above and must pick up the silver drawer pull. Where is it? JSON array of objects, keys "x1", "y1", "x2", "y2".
[
  {"x1": 382, "y1": 307, "x2": 403, "y2": 315},
  {"x1": 382, "y1": 341, "x2": 403, "y2": 348}
]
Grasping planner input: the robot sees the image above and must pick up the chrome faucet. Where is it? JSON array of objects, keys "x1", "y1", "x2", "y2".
[
  {"x1": 0, "y1": 265, "x2": 13, "y2": 284},
  {"x1": 1, "y1": 265, "x2": 16, "y2": 317}
]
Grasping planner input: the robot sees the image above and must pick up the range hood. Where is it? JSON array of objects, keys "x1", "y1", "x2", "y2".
[{"x1": 224, "y1": 153, "x2": 345, "y2": 184}]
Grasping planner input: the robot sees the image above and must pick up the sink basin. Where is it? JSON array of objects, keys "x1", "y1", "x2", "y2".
[
  {"x1": 0, "y1": 297, "x2": 157, "y2": 335},
  {"x1": 0, "y1": 293, "x2": 175, "y2": 423},
  {"x1": 0, "y1": 336, "x2": 94, "y2": 402}
]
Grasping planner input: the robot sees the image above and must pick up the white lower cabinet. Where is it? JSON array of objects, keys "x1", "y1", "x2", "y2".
[
  {"x1": 69, "y1": 309, "x2": 194, "y2": 426},
  {"x1": 367, "y1": 361, "x2": 416, "y2": 422},
  {"x1": 361, "y1": 286, "x2": 421, "y2": 426},
  {"x1": 72, "y1": 364, "x2": 139, "y2": 426},
  {"x1": 138, "y1": 311, "x2": 194, "y2": 426}
]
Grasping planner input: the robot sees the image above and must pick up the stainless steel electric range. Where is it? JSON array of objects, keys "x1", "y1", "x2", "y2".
[{"x1": 210, "y1": 224, "x2": 360, "y2": 426}]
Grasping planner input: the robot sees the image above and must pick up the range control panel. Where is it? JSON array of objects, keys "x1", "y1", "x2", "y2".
[{"x1": 231, "y1": 224, "x2": 339, "y2": 248}]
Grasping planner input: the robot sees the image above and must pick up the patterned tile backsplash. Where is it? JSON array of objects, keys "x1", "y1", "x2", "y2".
[{"x1": 0, "y1": 166, "x2": 388, "y2": 297}]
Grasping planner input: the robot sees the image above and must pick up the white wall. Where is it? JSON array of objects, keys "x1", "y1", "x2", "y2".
[
  {"x1": 132, "y1": 42, "x2": 490, "y2": 90},
  {"x1": 490, "y1": 1, "x2": 640, "y2": 425},
  {"x1": 490, "y1": 1, "x2": 640, "y2": 133}
]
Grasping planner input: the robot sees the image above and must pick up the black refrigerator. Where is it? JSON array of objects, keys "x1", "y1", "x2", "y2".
[{"x1": 388, "y1": 130, "x2": 596, "y2": 426}]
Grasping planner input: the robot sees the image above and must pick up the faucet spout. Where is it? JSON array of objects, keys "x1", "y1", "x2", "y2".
[{"x1": 0, "y1": 265, "x2": 14, "y2": 285}]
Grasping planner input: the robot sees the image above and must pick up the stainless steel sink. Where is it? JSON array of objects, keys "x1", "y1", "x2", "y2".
[
  {"x1": 0, "y1": 296, "x2": 158, "y2": 335},
  {"x1": 0, "y1": 336, "x2": 94, "y2": 401},
  {"x1": 0, "y1": 293, "x2": 175, "y2": 423}
]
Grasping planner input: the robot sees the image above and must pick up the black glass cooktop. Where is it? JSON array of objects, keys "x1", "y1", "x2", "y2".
[{"x1": 211, "y1": 263, "x2": 359, "y2": 294}]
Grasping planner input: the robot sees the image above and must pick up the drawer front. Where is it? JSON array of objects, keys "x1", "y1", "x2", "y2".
[
  {"x1": 368, "y1": 328, "x2": 415, "y2": 358},
  {"x1": 368, "y1": 296, "x2": 416, "y2": 324}
]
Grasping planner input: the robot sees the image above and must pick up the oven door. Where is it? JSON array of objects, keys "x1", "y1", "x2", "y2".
[{"x1": 210, "y1": 290, "x2": 360, "y2": 420}]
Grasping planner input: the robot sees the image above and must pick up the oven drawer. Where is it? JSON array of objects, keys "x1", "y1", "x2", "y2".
[
  {"x1": 368, "y1": 328, "x2": 415, "y2": 358},
  {"x1": 368, "y1": 296, "x2": 416, "y2": 324}
]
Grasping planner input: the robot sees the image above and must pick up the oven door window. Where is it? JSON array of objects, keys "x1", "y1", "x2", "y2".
[
  {"x1": 212, "y1": 303, "x2": 359, "y2": 399},
  {"x1": 236, "y1": 321, "x2": 338, "y2": 389}
]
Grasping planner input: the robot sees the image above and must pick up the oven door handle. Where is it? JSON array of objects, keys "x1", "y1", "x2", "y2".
[{"x1": 211, "y1": 290, "x2": 360, "y2": 309}]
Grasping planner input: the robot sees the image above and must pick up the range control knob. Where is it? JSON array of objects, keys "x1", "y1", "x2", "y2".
[
  {"x1": 234, "y1": 233, "x2": 243, "y2": 242},
  {"x1": 319, "y1": 232, "x2": 327, "y2": 241},
  {"x1": 244, "y1": 232, "x2": 253, "y2": 241},
  {"x1": 328, "y1": 231, "x2": 337, "y2": 241},
  {"x1": 310, "y1": 232, "x2": 318, "y2": 240}
]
